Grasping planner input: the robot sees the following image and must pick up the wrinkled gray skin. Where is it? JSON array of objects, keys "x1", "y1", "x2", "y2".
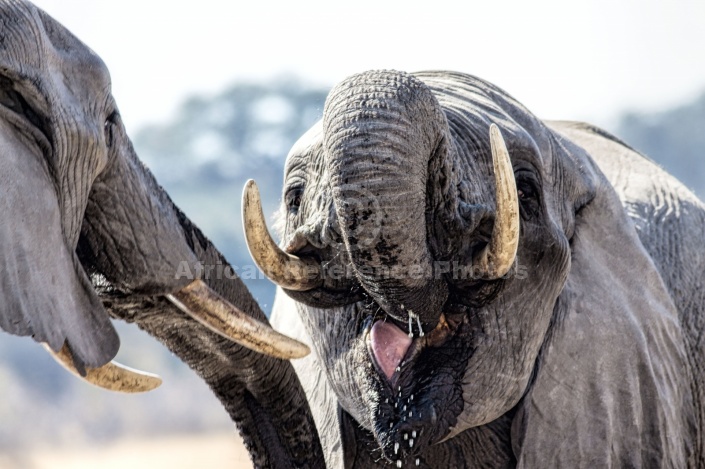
[
  {"x1": 3, "y1": 1, "x2": 704, "y2": 467},
  {"x1": 271, "y1": 70, "x2": 705, "y2": 467},
  {"x1": 0, "y1": 2, "x2": 324, "y2": 467}
]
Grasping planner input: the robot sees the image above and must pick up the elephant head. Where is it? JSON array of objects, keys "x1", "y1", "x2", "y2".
[
  {"x1": 0, "y1": 3, "x2": 327, "y2": 466},
  {"x1": 245, "y1": 70, "x2": 690, "y2": 464},
  {"x1": 0, "y1": 1, "x2": 307, "y2": 387}
]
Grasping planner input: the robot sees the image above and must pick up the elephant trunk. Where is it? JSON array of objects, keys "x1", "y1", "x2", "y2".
[{"x1": 323, "y1": 70, "x2": 449, "y2": 331}]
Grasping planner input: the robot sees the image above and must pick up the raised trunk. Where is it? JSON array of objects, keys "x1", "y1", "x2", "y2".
[
  {"x1": 79, "y1": 164, "x2": 325, "y2": 468},
  {"x1": 322, "y1": 70, "x2": 450, "y2": 331}
]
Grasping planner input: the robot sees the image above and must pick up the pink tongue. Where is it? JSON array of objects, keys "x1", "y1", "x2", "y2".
[{"x1": 370, "y1": 320, "x2": 412, "y2": 380}]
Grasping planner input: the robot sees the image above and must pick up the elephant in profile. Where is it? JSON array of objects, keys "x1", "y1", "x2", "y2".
[{"x1": 0, "y1": 1, "x2": 324, "y2": 466}]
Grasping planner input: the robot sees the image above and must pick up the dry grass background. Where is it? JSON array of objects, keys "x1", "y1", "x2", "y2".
[{"x1": 0, "y1": 433, "x2": 253, "y2": 469}]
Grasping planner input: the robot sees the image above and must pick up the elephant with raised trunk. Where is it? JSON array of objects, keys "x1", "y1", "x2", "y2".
[
  {"x1": 0, "y1": 1, "x2": 324, "y2": 466},
  {"x1": 3, "y1": 1, "x2": 705, "y2": 467},
  {"x1": 245, "y1": 70, "x2": 705, "y2": 467}
]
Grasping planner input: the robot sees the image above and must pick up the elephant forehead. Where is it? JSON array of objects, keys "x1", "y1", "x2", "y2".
[
  {"x1": 0, "y1": 1, "x2": 111, "y2": 108},
  {"x1": 288, "y1": 121, "x2": 324, "y2": 159}
]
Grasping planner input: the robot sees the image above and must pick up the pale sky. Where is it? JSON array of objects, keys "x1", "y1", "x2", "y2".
[{"x1": 31, "y1": 0, "x2": 705, "y2": 134}]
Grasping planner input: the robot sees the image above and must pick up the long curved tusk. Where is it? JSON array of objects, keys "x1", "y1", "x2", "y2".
[
  {"x1": 166, "y1": 279, "x2": 310, "y2": 360},
  {"x1": 45, "y1": 343, "x2": 162, "y2": 393},
  {"x1": 242, "y1": 179, "x2": 322, "y2": 291},
  {"x1": 475, "y1": 124, "x2": 520, "y2": 279}
]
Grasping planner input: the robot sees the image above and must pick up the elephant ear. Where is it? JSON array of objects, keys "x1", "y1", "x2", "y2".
[
  {"x1": 0, "y1": 118, "x2": 118, "y2": 372},
  {"x1": 511, "y1": 132, "x2": 692, "y2": 467}
]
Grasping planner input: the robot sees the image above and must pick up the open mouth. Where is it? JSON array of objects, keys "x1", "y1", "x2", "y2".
[
  {"x1": 366, "y1": 313, "x2": 455, "y2": 386},
  {"x1": 364, "y1": 307, "x2": 468, "y2": 464}
]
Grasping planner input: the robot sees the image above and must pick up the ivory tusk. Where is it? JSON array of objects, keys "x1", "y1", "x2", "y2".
[
  {"x1": 242, "y1": 179, "x2": 322, "y2": 291},
  {"x1": 475, "y1": 124, "x2": 520, "y2": 279},
  {"x1": 45, "y1": 343, "x2": 162, "y2": 393},
  {"x1": 167, "y1": 279, "x2": 310, "y2": 360}
]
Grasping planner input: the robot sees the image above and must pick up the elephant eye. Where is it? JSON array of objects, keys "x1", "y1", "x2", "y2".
[
  {"x1": 515, "y1": 172, "x2": 540, "y2": 220},
  {"x1": 517, "y1": 186, "x2": 535, "y2": 200},
  {"x1": 286, "y1": 187, "x2": 304, "y2": 213},
  {"x1": 104, "y1": 111, "x2": 119, "y2": 148}
]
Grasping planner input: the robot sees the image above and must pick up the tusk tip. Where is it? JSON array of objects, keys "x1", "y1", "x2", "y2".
[
  {"x1": 45, "y1": 343, "x2": 164, "y2": 394},
  {"x1": 243, "y1": 179, "x2": 258, "y2": 198},
  {"x1": 285, "y1": 342, "x2": 311, "y2": 360}
]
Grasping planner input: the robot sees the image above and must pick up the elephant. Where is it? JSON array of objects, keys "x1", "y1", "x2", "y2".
[
  {"x1": 0, "y1": 1, "x2": 326, "y2": 466},
  {"x1": 4, "y1": 1, "x2": 705, "y2": 468},
  {"x1": 243, "y1": 70, "x2": 705, "y2": 467}
]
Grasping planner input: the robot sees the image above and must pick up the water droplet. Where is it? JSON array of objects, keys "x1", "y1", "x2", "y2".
[
  {"x1": 397, "y1": 461, "x2": 402, "y2": 468},
  {"x1": 416, "y1": 458, "x2": 420, "y2": 466},
  {"x1": 409, "y1": 411, "x2": 412, "y2": 417},
  {"x1": 403, "y1": 405, "x2": 407, "y2": 411},
  {"x1": 394, "y1": 442, "x2": 399, "y2": 454},
  {"x1": 404, "y1": 433, "x2": 408, "y2": 440},
  {"x1": 412, "y1": 430, "x2": 417, "y2": 438},
  {"x1": 410, "y1": 439, "x2": 414, "y2": 447}
]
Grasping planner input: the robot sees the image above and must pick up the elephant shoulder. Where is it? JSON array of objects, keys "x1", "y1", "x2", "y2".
[
  {"x1": 512, "y1": 193, "x2": 694, "y2": 466},
  {"x1": 544, "y1": 120, "x2": 705, "y2": 465},
  {"x1": 546, "y1": 119, "x2": 704, "y2": 222},
  {"x1": 546, "y1": 120, "x2": 705, "y2": 309}
]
